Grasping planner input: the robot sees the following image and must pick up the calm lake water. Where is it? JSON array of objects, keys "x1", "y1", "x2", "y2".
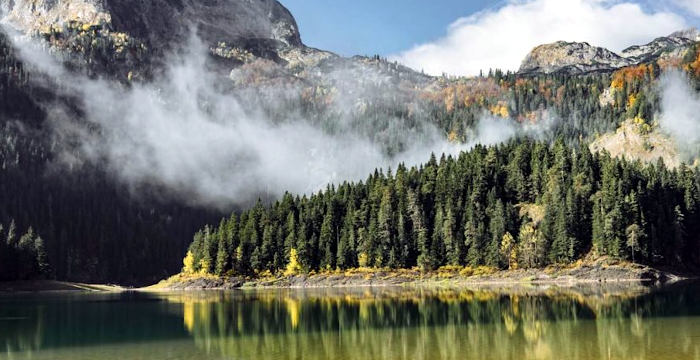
[{"x1": 2, "y1": 283, "x2": 700, "y2": 360}]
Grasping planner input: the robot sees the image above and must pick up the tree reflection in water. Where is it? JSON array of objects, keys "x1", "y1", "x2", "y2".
[
  {"x1": 2, "y1": 283, "x2": 700, "y2": 360},
  {"x1": 168, "y1": 284, "x2": 700, "y2": 360}
]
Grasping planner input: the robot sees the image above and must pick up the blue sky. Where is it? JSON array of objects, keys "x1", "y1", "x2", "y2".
[
  {"x1": 280, "y1": 0, "x2": 498, "y2": 56},
  {"x1": 280, "y1": 0, "x2": 700, "y2": 76}
]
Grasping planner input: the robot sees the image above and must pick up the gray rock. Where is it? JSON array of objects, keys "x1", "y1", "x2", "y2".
[
  {"x1": 621, "y1": 35, "x2": 695, "y2": 63},
  {"x1": 519, "y1": 28, "x2": 700, "y2": 75},
  {"x1": 518, "y1": 41, "x2": 633, "y2": 75},
  {"x1": 3, "y1": 0, "x2": 301, "y2": 50}
]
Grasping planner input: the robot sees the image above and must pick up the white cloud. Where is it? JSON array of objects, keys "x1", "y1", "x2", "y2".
[
  {"x1": 4, "y1": 26, "x2": 538, "y2": 209},
  {"x1": 660, "y1": 70, "x2": 700, "y2": 145},
  {"x1": 674, "y1": 0, "x2": 700, "y2": 17},
  {"x1": 390, "y1": 0, "x2": 687, "y2": 76}
]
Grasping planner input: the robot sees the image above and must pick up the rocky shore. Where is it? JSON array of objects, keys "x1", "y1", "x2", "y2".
[{"x1": 150, "y1": 259, "x2": 686, "y2": 291}]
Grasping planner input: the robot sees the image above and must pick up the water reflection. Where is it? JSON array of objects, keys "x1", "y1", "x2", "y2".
[
  {"x1": 164, "y1": 285, "x2": 700, "y2": 360},
  {"x1": 2, "y1": 283, "x2": 700, "y2": 360}
]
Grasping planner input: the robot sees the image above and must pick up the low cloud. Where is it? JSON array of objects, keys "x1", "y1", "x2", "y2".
[
  {"x1": 390, "y1": 0, "x2": 687, "y2": 76},
  {"x1": 659, "y1": 70, "x2": 700, "y2": 146},
  {"x1": 3, "y1": 27, "x2": 545, "y2": 209}
]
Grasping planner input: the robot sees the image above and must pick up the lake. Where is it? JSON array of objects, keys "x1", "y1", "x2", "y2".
[{"x1": 2, "y1": 282, "x2": 700, "y2": 360}]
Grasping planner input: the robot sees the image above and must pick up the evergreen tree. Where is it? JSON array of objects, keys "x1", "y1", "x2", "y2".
[
  {"x1": 215, "y1": 237, "x2": 228, "y2": 276},
  {"x1": 319, "y1": 203, "x2": 337, "y2": 270},
  {"x1": 176, "y1": 140, "x2": 700, "y2": 276},
  {"x1": 486, "y1": 199, "x2": 506, "y2": 267},
  {"x1": 377, "y1": 186, "x2": 398, "y2": 268}
]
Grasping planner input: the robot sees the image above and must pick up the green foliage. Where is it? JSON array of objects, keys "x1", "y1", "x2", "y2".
[
  {"x1": 4, "y1": 26, "x2": 700, "y2": 284},
  {"x1": 0, "y1": 221, "x2": 51, "y2": 280},
  {"x1": 184, "y1": 140, "x2": 700, "y2": 274}
]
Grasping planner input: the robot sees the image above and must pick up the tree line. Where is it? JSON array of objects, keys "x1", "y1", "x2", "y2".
[{"x1": 183, "y1": 139, "x2": 700, "y2": 276}]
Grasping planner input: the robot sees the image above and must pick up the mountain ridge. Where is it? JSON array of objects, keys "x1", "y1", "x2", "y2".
[
  {"x1": 4, "y1": 1, "x2": 697, "y2": 81},
  {"x1": 519, "y1": 28, "x2": 699, "y2": 75},
  {"x1": 0, "y1": 0, "x2": 341, "y2": 79}
]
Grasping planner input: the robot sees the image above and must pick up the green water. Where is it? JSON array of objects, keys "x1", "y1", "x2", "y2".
[{"x1": 2, "y1": 283, "x2": 700, "y2": 360}]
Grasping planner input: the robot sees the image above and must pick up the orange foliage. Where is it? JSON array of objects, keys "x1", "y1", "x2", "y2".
[
  {"x1": 688, "y1": 51, "x2": 700, "y2": 78},
  {"x1": 436, "y1": 78, "x2": 503, "y2": 112},
  {"x1": 611, "y1": 64, "x2": 651, "y2": 90},
  {"x1": 447, "y1": 131, "x2": 459, "y2": 143}
]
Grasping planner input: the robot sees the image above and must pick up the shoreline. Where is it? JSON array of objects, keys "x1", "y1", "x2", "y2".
[
  {"x1": 1, "y1": 261, "x2": 692, "y2": 294},
  {"x1": 0, "y1": 280, "x2": 125, "y2": 293},
  {"x1": 147, "y1": 261, "x2": 691, "y2": 292}
]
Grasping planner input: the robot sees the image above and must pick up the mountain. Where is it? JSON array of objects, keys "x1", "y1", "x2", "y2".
[
  {"x1": 620, "y1": 35, "x2": 695, "y2": 64},
  {"x1": 0, "y1": 0, "x2": 437, "y2": 284},
  {"x1": 519, "y1": 29, "x2": 699, "y2": 75},
  {"x1": 1, "y1": 0, "x2": 336, "y2": 78},
  {"x1": 1, "y1": 0, "x2": 700, "y2": 284},
  {"x1": 518, "y1": 41, "x2": 634, "y2": 75},
  {"x1": 3, "y1": 0, "x2": 302, "y2": 56}
]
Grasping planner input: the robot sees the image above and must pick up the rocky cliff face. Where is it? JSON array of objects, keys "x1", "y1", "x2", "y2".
[
  {"x1": 0, "y1": 0, "x2": 335, "y2": 76},
  {"x1": 0, "y1": 0, "x2": 434, "y2": 114},
  {"x1": 518, "y1": 41, "x2": 633, "y2": 75},
  {"x1": 620, "y1": 36, "x2": 695, "y2": 63},
  {"x1": 519, "y1": 29, "x2": 699, "y2": 75},
  {"x1": 3, "y1": 0, "x2": 301, "y2": 48}
]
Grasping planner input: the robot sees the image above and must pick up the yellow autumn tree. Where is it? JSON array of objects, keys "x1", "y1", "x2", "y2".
[
  {"x1": 182, "y1": 251, "x2": 196, "y2": 274},
  {"x1": 284, "y1": 248, "x2": 303, "y2": 276},
  {"x1": 489, "y1": 103, "x2": 509, "y2": 118},
  {"x1": 626, "y1": 93, "x2": 638, "y2": 109},
  {"x1": 199, "y1": 259, "x2": 211, "y2": 275},
  {"x1": 357, "y1": 252, "x2": 370, "y2": 268}
]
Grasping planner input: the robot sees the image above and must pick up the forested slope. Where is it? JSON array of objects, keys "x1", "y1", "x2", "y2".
[
  {"x1": 3, "y1": 0, "x2": 700, "y2": 284},
  {"x1": 183, "y1": 140, "x2": 700, "y2": 276},
  {"x1": 0, "y1": 32, "x2": 218, "y2": 284}
]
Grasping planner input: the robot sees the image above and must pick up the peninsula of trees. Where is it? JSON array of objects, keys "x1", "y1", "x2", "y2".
[{"x1": 182, "y1": 140, "x2": 699, "y2": 276}]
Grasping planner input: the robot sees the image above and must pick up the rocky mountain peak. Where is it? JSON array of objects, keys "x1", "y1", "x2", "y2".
[
  {"x1": 0, "y1": 0, "x2": 314, "y2": 70},
  {"x1": 2, "y1": 0, "x2": 302, "y2": 47},
  {"x1": 518, "y1": 41, "x2": 632, "y2": 75},
  {"x1": 519, "y1": 28, "x2": 700, "y2": 75},
  {"x1": 2, "y1": 0, "x2": 111, "y2": 33},
  {"x1": 620, "y1": 29, "x2": 698, "y2": 63}
]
